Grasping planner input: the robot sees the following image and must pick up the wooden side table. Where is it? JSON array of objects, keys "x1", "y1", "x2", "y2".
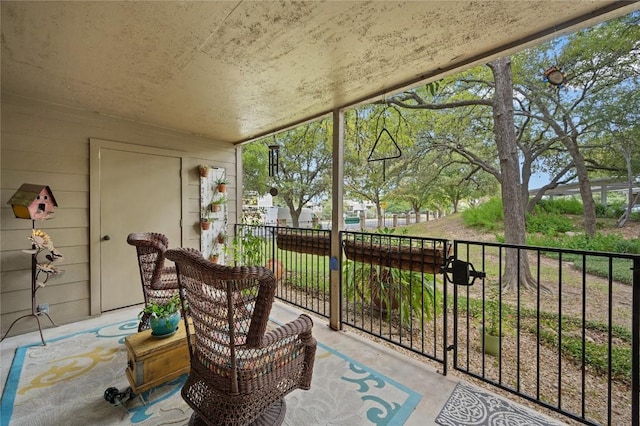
[{"x1": 125, "y1": 323, "x2": 192, "y2": 395}]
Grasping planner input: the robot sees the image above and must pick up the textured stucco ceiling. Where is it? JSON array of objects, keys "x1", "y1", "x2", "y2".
[{"x1": 1, "y1": 1, "x2": 637, "y2": 143}]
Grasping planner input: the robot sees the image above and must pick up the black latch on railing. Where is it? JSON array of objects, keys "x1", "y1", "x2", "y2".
[{"x1": 441, "y1": 257, "x2": 486, "y2": 286}]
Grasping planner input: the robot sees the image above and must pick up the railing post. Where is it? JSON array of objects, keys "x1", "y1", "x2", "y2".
[{"x1": 442, "y1": 241, "x2": 451, "y2": 376}]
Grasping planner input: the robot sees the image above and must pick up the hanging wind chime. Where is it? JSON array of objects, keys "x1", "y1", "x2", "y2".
[{"x1": 268, "y1": 144, "x2": 279, "y2": 196}]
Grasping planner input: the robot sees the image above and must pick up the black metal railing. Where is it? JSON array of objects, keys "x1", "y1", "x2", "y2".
[
  {"x1": 234, "y1": 224, "x2": 330, "y2": 318},
  {"x1": 451, "y1": 240, "x2": 639, "y2": 426},
  {"x1": 233, "y1": 224, "x2": 639, "y2": 425},
  {"x1": 341, "y1": 231, "x2": 451, "y2": 369}
]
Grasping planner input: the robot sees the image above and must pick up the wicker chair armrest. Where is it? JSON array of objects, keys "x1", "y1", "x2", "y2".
[
  {"x1": 261, "y1": 313, "x2": 314, "y2": 348},
  {"x1": 162, "y1": 265, "x2": 177, "y2": 275},
  {"x1": 152, "y1": 266, "x2": 179, "y2": 290}
]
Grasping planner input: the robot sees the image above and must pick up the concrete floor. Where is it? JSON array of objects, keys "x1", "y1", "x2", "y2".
[{"x1": 0, "y1": 302, "x2": 563, "y2": 425}]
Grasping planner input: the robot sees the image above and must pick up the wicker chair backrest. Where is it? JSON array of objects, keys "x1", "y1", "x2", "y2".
[
  {"x1": 166, "y1": 247, "x2": 277, "y2": 392},
  {"x1": 126, "y1": 232, "x2": 170, "y2": 290}
]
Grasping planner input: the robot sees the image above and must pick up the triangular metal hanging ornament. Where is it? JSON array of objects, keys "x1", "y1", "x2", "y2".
[
  {"x1": 367, "y1": 128, "x2": 402, "y2": 162},
  {"x1": 367, "y1": 128, "x2": 402, "y2": 181}
]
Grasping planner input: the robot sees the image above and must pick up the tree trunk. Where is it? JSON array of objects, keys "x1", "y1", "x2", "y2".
[
  {"x1": 285, "y1": 203, "x2": 301, "y2": 228},
  {"x1": 414, "y1": 208, "x2": 421, "y2": 223},
  {"x1": 562, "y1": 137, "x2": 596, "y2": 236},
  {"x1": 489, "y1": 57, "x2": 538, "y2": 292},
  {"x1": 376, "y1": 204, "x2": 383, "y2": 228},
  {"x1": 616, "y1": 149, "x2": 634, "y2": 228}
]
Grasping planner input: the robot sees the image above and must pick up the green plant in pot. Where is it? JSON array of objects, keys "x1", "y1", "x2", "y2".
[
  {"x1": 198, "y1": 164, "x2": 210, "y2": 177},
  {"x1": 210, "y1": 196, "x2": 227, "y2": 212},
  {"x1": 200, "y1": 216, "x2": 211, "y2": 230},
  {"x1": 480, "y1": 286, "x2": 502, "y2": 356},
  {"x1": 343, "y1": 260, "x2": 441, "y2": 329},
  {"x1": 342, "y1": 228, "x2": 443, "y2": 329},
  {"x1": 139, "y1": 292, "x2": 182, "y2": 337},
  {"x1": 217, "y1": 231, "x2": 227, "y2": 244},
  {"x1": 215, "y1": 177, "x2": 228, "y2": 193}
]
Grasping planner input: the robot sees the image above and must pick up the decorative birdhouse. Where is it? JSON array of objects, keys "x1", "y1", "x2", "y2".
[{"x1": 7, "y1": 184, "x2": 58, "y2": 220}]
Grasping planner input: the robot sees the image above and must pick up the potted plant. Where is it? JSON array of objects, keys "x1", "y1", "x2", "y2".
[
  {"x1": 215, "y1": 177, "x2": 228, "y2": 193},
  {"x1": 216, "y1": 231, "x2": 227, "y2": 244},
  {"x1": 210, "y1": 196, "x2": 227, "y2": 212},
  {"x1": 200, "y1": 216, "x2": 211, "y2": 230},
  {"x1": 480, "y1": 286, "x2": 502, "y2": 356},
  {"x1": 208, "y1": 249, "x2": 220, "y2": 264},
  {"x1": 266, "y1": 258, "x2": 284, "y2": 280},
  {"x1": 138, "y1": 292, "x2": 181, "y2": 337},
  {"x1": 198, "y1": 164, "x2": 210, "y2": 178},
  {"x1": 343, "y1": 259, "x2": 441, "y2": 328},
  {"x1": 342, "y1": 228, "x2": 444, "y2": 328}
]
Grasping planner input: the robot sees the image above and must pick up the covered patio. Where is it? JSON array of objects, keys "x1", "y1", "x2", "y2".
[
  {"x1": 2, "y1": 0, "x2": 636, "y2": 339},
  {"x1": 2, "y1": 1, "x2": 639, "y2": 425}
]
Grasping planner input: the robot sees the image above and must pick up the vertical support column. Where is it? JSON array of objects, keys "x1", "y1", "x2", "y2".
[
  {"x1": 330, "y1": 109, "x2": 344, "y2": 331},
  {"x1": 236, "y1": 146, "x2": 243, "y2": 228}
]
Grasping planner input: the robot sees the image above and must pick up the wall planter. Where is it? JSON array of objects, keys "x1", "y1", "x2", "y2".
[
  {"x1": 198, "y1": 165, "x2": 210, "y2": 178},
  {"x1": 215, "y1": 178, "x2": 228, "y2": 193},
  {"x1": 209, "y1": 196, "x2": 227, "y2": 213},
  {"x1": 276, "y1": 231, "x2": 330, "y2": 256},
  {"x1": 200, "y1": 218, "x2": 211, "y2": 230},
  {"x1": 342, "y1": 240, "x2": 449, "y2": 274},
  {"x1": 199, "y1": 166, "x2": 228, "y2": 264}
]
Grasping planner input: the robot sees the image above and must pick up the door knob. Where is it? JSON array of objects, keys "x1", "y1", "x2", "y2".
[{"x1": 103, "y1": 235, "x2": 111, "y2": 241}]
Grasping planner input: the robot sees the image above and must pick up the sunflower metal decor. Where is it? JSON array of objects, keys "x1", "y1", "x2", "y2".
[{"x1": 543, "y1": 66, "x2": 567, "y2": 88}]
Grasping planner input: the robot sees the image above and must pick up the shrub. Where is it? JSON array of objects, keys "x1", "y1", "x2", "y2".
[
  {"x1": 461, "y1": 198, "x2": 503, "y2": 231},
  {"x1": 526, "y1": 210, "x2": 575, "y2": 235},
  {"x1": 528, "y1": 232, "x2": 640, "y2": 254},
  {"x1": 527, "y1": 232, "x2": 640, "y2": 284},
  {"x1": 537, "y1": 198, "x2": 584, "y2": 215}
]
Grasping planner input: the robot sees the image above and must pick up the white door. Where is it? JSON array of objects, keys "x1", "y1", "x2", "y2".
[{"x1": 99, "y1": 148, "x2": 181, "y2": 312}]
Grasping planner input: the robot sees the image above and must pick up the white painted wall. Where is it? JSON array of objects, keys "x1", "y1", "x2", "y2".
[{"x1": 1, "y1": 94, "x2": 238, "y2": 335}]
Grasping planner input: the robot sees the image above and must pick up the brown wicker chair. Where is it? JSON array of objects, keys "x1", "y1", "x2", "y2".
[
  {"x1": 127, "y1": 232, "x2": 180, "y2": 332},
  {"x1": 165, "y1": 247, "x2": 316, "y2": 426}
]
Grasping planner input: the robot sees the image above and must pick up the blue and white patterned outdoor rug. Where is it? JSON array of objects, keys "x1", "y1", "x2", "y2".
[
  {"x1": 1, "y1": 319, "x2": 421, "y2": 425},
  {"x1": 435, "y1": 381, "x2": 565, "y2": 426}
]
